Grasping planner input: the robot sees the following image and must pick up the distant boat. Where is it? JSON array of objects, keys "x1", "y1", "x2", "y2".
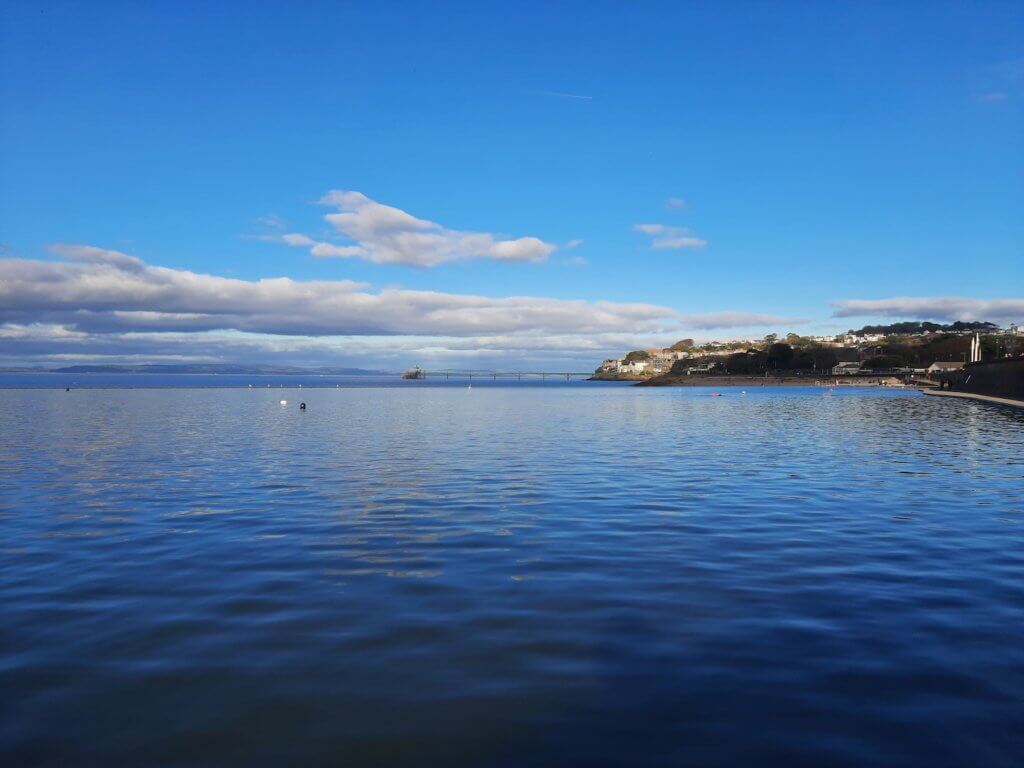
[{"x1": 402, "y1": 365, "x2": 426, "y2": 380}]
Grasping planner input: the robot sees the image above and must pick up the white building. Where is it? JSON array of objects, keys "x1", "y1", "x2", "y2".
[
  {"x1": 832, "y1": 362, "x2": 863, "y2": 375},
  {"x1": 619, "y1": 359, "x2": 649, "y2": 374}
]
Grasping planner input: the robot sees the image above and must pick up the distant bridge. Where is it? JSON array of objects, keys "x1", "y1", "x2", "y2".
[{"x1": 410, "y1": 370, "x2": 594, "y2": 380}]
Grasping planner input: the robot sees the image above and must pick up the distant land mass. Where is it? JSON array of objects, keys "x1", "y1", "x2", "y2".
[{"x1": 19, "y1": 364, "x2": 391, "y2": 376}]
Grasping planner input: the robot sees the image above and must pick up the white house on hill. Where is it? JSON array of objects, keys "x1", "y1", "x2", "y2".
[
  {"x1": 926, "y1": 361, "x2": 963, "y2": 374},
  {"x1": 831, "y1": 362, "x2": 863, "y2": 375}
]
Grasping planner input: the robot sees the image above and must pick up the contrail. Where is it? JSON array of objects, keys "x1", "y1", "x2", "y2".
[{"x1": 527, "y1": 89, "x2": 593, "y2": 101}]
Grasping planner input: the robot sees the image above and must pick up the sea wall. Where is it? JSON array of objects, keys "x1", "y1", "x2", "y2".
[{"x1": 951, "y1": 358, "x2": 1024, "y2": 399}]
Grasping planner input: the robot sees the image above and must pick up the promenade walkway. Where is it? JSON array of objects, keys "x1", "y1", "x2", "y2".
[{"x1": 922, "y1": 389, "x2": 1024, "y2": 410}]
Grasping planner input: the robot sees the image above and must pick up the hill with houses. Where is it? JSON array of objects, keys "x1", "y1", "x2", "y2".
[{"x1": 594, "y1": 323, "x2": 1023, "y2": 381}]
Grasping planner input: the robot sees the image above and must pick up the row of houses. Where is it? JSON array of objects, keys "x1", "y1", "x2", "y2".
[
  {"x1": 600, "y1": 348, "x2": 692, "y2": 376},
  {"x1": 838, "y1": 325, "x2": 1022, "y2": 344}
]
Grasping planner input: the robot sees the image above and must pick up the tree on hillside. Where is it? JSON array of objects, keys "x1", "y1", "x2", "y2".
[
  {"x1": 790, "y1": 351, "x2": 814, "y2": 369},
  {"x1": 863, "y1": 355, "x2": 905, "y2": 369},
  {"x1": 623, "y1": 350, "x2": 650, "y2": 363},
  {"x1": 809, "y1": 347, "x2": 839, "y2": 370},
  {"x1": 766, "y1": 342, "x2": 794, "y2": 370},
  {"x1": 724, "y1": 351, "x2": 765, "y2": 375},
  {"x1": 669, "y1": 338, "x2": 695, "y2": 351}
]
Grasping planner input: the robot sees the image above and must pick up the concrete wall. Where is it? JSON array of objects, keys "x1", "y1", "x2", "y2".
[{"x1": 951, "y1": 358, "x2": 1024, "y2": 399}]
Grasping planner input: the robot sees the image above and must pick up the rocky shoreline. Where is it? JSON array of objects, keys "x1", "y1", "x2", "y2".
[{"x1": 588, "y1": 372, "x2": 649, "y2": 382}]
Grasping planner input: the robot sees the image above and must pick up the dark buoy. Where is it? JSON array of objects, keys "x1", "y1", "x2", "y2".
[
  {"x1": 299, "y1": 402, "x2": 306, "y2": 410},
  {"x1": 65, "y1": 387, "x2": 70, "y2": 392}
]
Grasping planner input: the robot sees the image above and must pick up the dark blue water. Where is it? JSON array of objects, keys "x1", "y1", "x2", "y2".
[
  {"x1": 1, "y1": 383, "x2": 1022, "y2": 766},
  {"x1": 0, "y1": 373, "x2": 598, "y2": 389}
]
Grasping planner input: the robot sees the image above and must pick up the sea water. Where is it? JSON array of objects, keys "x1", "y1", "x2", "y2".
[{"x1": 1, "y1": 382, "x2": 1022, "y2": 766}]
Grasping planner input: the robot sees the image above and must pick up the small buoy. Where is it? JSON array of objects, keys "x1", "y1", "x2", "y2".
[
  {"x1": 65, "y1": 387, "x2": 70, "y2": 392},
  {"x1": 280, "y1": 400, "x2": 288, "y2": 405},
  {"x1": 299, "y1": 402, "x2": 306, "y2": 410},
  {"x1": 741, "y1": 390, "x2": 747, "y2": 396}
]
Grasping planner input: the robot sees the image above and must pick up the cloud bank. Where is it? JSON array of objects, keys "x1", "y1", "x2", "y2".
[
  {"x1": 277, "y1": 190, "x2": 558, "y2": 267},
  {"x1": 1, "y1": 245, "x2": 670, "y2": 337},
  {"x1": 0, "y1": 245, "x2": 799, "y2": 367},
  {"x1": 680, "y1": 312, "x2": 806, "y2": 330},
  {"x1": 831, "y1": 297, "x2": 1024, "y2": 323}
]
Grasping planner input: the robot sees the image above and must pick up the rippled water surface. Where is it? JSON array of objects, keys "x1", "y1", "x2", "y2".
[{"x1": 1, "y1": 384, "x2": 1022, "y2": 767}]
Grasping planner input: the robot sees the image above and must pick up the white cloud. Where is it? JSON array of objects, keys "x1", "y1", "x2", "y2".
[
  {"x1": 831, "y1": 297, "x2": 1024, "y2": 323},
  {"x1": 309, "y1": 242, "x2": 361, "y2": 258},
  {"x1": 280, "y1": 233, "x2": 316, "y2": 247},
  {"x1": 278, "y1": 190, "x2": 559, "y2": 267},
  {"x1": 0, "y1": 245, "x2": 671, "y2": 339},
  {"x1": 665, "y1": 197, "x2": 687, "y2": 209},
  {"x1": 978, "y1": 92, "x2": 1008, "y2": 103},
  {"x1": 50, "y1": 243, "x2": 146, "y2": 272},
  {"x1": 256, "y1": 213, "x2": 286, "y2": 230},
  {"x1": 633, "y1": 223, "x2": 707, "y2": 250},
  {"x1": 564, "y1": 238, "x2": 584, "y2": 250}
]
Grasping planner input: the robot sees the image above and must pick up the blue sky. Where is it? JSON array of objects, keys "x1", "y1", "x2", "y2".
[{"x1": 1, "y1": 1, "x2": 1022, "y2": 368}]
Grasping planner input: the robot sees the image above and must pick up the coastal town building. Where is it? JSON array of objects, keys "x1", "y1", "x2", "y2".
[
  {"x1": 927, "y1": 361, "x2": 964, "y2": 374},
  {"x1": 684, "y1": 363, "x2": 716, "y2": 374},
  {"x1": 619, "y1": 359, "x2": 649, "y2": 374},
  {"x1": 832, "y1": 362, "x2": 863, "y2": 375}
]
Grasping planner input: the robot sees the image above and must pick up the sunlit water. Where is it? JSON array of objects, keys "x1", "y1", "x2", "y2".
[{"x1": 1, "y1": 383, "x2": 1022, "y2": 767}]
